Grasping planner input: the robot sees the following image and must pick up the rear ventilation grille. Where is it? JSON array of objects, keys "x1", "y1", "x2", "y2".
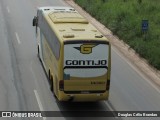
[
  {"x1": 49, "y1": 12, "x2": 88, "y2": 23},
  {"x1": 63, "y1": 34, "x2": 75, "y2": 38},
  {"x1": 71, "y1": 28, "x2": 85, "y2": 31}
]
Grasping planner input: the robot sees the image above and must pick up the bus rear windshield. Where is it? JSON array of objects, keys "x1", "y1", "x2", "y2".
[{"x1": 63, "y1": 42, "x2": 109, "y2": 78}]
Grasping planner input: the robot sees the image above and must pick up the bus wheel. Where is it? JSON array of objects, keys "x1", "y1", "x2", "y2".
[
  {"x1": 49, "y1": 70, "x2": 53, "y2": 91},
  {"x1": 50, "y1": 75, "x2": 56, "y2": 97},
  {"x1": 50, "y1": 76, "x2": 53, "y2": 92}
]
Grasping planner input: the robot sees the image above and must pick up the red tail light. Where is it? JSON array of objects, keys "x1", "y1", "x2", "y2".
[
  {"x1": 106, "y1": 80, "x2": 110, "y2": 90},
  {"x1": 59, "y1": 80, "x2": 64, "y2": 91}
]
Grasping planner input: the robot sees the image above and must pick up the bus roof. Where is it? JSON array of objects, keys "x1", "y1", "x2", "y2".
[{"x1": 39, "y1": 6, "x2": 109, "y2": 42}]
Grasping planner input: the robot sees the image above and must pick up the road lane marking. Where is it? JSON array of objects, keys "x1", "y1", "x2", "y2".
[
  {"x1": 104, "y1": 101, "x2": 118, "y2": 119},
  {"x1": 31, "y1": 62, "x2": 46, "y2": 120},
  {"x1": 142, "y1": 75, "x2": 160, "y2": 94},
  {"x1": 105, "y1": 101, "x2": 114, "y2": 111},
  {"x1": 34, "y1": 90, "x2": 46, "y2": 120},
  {"x1": 15, "y1": 32, "x2": 21, "y2": 44},
  {"x1": 34, "y1": 90, "x2": 44, "y2": 111},
  {"x1": 111, "y1": 47, "x2": 146, "y2": 77},
  {"x1": 112, "y1": 47, "x2": 160, "y2": 94},
  {"x1": 6, "y1": 6, "x2": 10, "y2": 13}
]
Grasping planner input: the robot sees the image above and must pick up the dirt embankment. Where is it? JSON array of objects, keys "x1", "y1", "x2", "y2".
[{"x1": 64, "y1": 0, "x2": 160, "y2": 86}]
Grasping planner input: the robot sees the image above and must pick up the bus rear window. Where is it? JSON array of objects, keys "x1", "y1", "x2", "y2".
[{"x1": 64, "y1": 42, "x2": 109, "y2": 78}]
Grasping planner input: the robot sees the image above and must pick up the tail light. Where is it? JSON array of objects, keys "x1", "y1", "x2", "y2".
[
  {"x1": 106, "y1": 80, "x2": 110, "y2": 90},
  {"x1": 59, "y1": 80, "x2": 64, "y2": 91}
]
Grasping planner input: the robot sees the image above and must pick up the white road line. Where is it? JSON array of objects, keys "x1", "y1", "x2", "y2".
[
  {"x1": 34, "y1": 90, "x2": 47, "y2": 120},
  {"x1": 112, "y1": 47, "x2": 160, "y2": 94},
  {"x1": 112, "y1": 47, "x2": 144, "y2": 77},
  {"x1": 15, "y1": 32, "x2": 21, "y2": 44},
  {"x1": 105, "y1": 101, "x2": 114, "y2": 111},
  {"x1": 105, "y1": 101, "x2": 118, "y2": 119},
  {"x1": 31, "y1": 62, "x2": 46, "y2": 120},
  {"x1": 142, "y1": 76, "x2": 160, "y2": 94},
  {"x1": 6, "y1": 6, "x2": 10, "y2": 13}
]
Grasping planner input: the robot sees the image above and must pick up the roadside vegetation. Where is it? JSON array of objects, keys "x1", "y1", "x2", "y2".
[{"x1": 75, "y1": 0, "x2": 160, "y2": 70}]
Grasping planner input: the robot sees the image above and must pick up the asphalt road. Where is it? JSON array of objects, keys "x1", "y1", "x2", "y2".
[{"x1": 0, "y1": 0, "x2": 160, "y2": 120}]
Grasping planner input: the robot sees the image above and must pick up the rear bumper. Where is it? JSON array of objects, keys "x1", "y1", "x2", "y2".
[{"x1": 58, "y1": 91, "x2": 109, "y2": 102}]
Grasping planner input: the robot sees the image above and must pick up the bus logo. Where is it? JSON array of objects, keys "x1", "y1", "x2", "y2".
[{"x1": 74, "y1": 44, "x2": 97, "y2": 54}]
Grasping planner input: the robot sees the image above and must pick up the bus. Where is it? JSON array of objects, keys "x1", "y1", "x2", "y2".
[{"x1": 32, "y1": 6, "x2": 111, "y2": 102}]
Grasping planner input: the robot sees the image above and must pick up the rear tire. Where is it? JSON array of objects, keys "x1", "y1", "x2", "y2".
[
  {"x1": 50, "y1": 75, "x2": 56, "y2": 97},
  {"x1": 49, "y1": 70, "x2": 53, "y2": 92},
  {"x1": 50, "y1": 76, "x2": 53, "y2": 92}
]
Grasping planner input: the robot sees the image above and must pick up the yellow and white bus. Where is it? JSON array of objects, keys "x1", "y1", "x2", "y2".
[{"x1": 33, "y1": 6, "x2": 111, "y2": 102}]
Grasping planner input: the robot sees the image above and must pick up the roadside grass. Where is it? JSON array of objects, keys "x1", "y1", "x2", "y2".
[{"x1": 75, "y1": 0, "x2": 160, "y2": 70}]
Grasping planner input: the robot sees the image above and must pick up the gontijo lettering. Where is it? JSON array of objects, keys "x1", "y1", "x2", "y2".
[{"x1": 65, "y1": 60, "x2": 107, "y2": 66}]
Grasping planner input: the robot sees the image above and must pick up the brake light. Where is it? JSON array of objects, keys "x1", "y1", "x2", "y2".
[
  {"x1": 106, "y1": 80, "x2": 110, "y2": 90},
  {"x1": 59, "y1": 80, "x2": 64, "y2": 91}
]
